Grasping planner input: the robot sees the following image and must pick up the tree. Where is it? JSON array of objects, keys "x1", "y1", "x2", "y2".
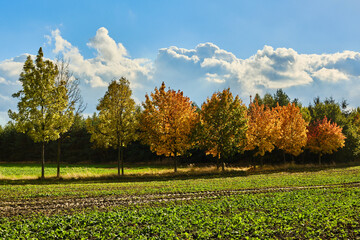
[
  {"x1": 54, "y1": 58, "x2": 85, "y2": 178},
  {"x1": 308, "y1": 97, "x2": 346, "y2": 126},
  {"x1": 86, "y1": 78, "x2": 137, "y2": 176},
  {"x1": 139, "y1": 82, "x2": 198, "y2": 172},
  {"x1": 306, "y1": 117, "x2": 346, "y2": 164},
  {"x1": 200, "y1": 88, "x2": 248, "y2": 171},
  {"x1": 273, "y1": 89, "x2": 290, "y2": 107},
  {"x1": 274, "y1": 103, "x2": 308, "y2": 162},
  {"x1": 246, "y1": 101, "x2": 280, "y2": 165},
  {"x1": 343, "y1": 108, "x2": 360, "y2": 159},
  {"x1": 8, "y1": 47, "x2": 70, "y2": 179}
]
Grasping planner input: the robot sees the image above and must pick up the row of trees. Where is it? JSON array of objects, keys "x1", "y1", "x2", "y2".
[{"x1": 2, "y1": 48, "x2": 358, "y2": 178}]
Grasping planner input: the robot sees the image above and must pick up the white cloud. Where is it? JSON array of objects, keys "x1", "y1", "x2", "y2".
[
  {"x1": 1, "y1": 27, "x2": 360, "y2": 124},
  {"x1": 205, "y1": 73, "x2": 226, "y2": 83},
  {"x1": 50, "y1": 28, "x2": 153, "y2": 89},
  {"x1": 154, "y1": 43, "x2": 360, "y2": 104},
  {"x1": 313, "y1": 68, "x2": 349, "y2": 82}
]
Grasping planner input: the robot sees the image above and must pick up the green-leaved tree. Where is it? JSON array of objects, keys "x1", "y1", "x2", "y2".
[
  {"x1": 200, "y1": 88, "x2": 248, "y2": 171},
  {"x1": 8, "y1": 47, "x2": 70, "y2": 179},
  {"x1": 86, "y1": 77, "x2": 137, "y2": 176}
]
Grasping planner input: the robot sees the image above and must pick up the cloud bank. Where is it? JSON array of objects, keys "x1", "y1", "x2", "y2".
[{"x1": 1, "y1": 27, "x2": 360, "y2": 125}]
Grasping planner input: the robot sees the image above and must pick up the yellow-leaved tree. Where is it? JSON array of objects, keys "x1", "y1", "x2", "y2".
[
  {"x1": 246, "y1": 101, "x2": 280, "y2": 166},
  {"x1": 8, "y1": 48, "x2": 71, "y2": 179},
  {"x1": 274, "y1": 103, "x2": 308, "y2": 163},
  {"x1": 86, "y1": 77, "x2": 137, "y2": 176},
  {"x1": 139, "y1": 82, "x2": 198, "y2": 172},
  {"x1": 200, "y1": 88, "x2": 248, "y2": 171}
]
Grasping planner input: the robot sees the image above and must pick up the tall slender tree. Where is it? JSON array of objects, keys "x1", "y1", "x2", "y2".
[
  {"x1": 86, "y1": 77, "x2": 137, "y2": 176},
  {"x1": 54, "y1": 58, "x2": 85, "y2": 178},
  {"x1": 8, "y1": 48, "x2": 70, "y2": 179},
  {"x1": 200, "y1": 88, "x2": 248, "y2": 171}
]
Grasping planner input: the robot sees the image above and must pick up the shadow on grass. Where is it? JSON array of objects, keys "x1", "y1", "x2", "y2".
[
  {"x1": 0, "y1": 169, "x2": 248, "y2": 186},
  {"x1": 0, "y1": 162, "x2": 359, "y2": 186}
]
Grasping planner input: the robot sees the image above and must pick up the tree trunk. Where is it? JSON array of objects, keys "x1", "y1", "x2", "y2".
[
  {"x1": 283, "y1": 152, "x2": 286, "y2": 165},
  {"x1": 174, "y1": 153, "x2": 177, "y2": 173},
  {"x1": 117, "y1": 146, "x2": 120, "y2": 176},
  {"x1": 260, "y1": 156, "x2": 264, "y2": 168},
  {"x1": 57, "y1": 138, "x2": 61, "y2": 178},
  {"x1": 41, "y1": 142, "x2": 45, "y2": 179},
  {"x1": 217, "y1": 153, "x2": 220, "y2": 170},
  {"x1": 121, "y1": 146, "x2": 124, "y2": 176},
  {"x1": 318, "y1": 153, "x2": 322, "y2": 165},
  {"x1": 221, "y1": 160, "x2": 225, "y2": 171}
]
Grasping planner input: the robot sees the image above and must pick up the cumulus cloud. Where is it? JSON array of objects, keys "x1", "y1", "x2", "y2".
[
  {"x1": 1, "y1": 27, "x2": 360, "y2": 125},
  {"x1": 312, "y1": 68, "x2": 349, "y2": 82},
  {"x1": 154, "y1": 43, "x2": 360, "y2": 104},
  {"x1": 50, "y1": 28, "x2": 153, "y2": 89}
]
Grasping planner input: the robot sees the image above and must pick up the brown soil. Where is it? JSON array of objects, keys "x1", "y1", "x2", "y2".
[{"x1": 1, "y1": 182, "x2": 359, "y2": 218}]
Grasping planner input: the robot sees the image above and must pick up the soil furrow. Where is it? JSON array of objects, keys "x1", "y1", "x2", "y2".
[{"x1": 1, "y1": 182, "x2": 359, "y2": 217}]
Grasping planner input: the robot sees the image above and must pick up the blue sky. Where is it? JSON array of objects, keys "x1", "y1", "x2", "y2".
[{"x1": 1, "y1": 0, "x2": 360, "y2": 125}]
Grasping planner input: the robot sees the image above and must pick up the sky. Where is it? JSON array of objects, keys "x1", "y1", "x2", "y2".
[{"x1": 1, "y1": 0, "x2": 360, "y2": 126}]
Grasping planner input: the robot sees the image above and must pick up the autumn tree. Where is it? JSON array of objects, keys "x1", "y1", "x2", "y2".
[
  {"x1": 139, "y1": 82, "x2": 198, "y2": 172},
  {"x1": 306, "y1": 117, "x2": 346, "y2": 165},
  {"x1": 86, "y1": 78, "x2": 137, "y2": 176},
  {"x1": 8, "y1": 48, "x2": 70, "y2": 179},
  {"x1": 200, "y1": 88, "x2": 248, "y2": 171},
  {"x1": 246, "y1": 101, "x2": 280, "y2": 166},
  {"x1": 274, "y1": 103, "x2": 308, "y2": 163}
]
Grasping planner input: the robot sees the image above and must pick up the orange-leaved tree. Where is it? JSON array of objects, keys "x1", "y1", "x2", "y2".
[
  {"x1": 139, "y1": 82, "x2": 198, "y2": 172},
  {"x1": 245, "y1": 101, "x2": 280, "y2": 166},
  {"x1": 200, "y1": 88, "x2": 248, "y2": 171},
  {"x1": 275, "y1": 103, "x2": 308, "y2": 162},
  {"x1": 306, "y1": 116, "x2": 346, "y2": 164}
]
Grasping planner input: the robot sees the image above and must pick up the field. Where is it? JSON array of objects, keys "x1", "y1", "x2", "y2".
[{"x1": 0, "y1": 164, "x2": 360, "y2": 238}]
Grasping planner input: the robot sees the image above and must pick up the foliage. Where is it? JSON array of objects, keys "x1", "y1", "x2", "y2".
[
  {"x1": 273, "y1": 89, "x2": 290, "y2": 107},
  {"x1": 306, "y1": 117, "x2": 346, "y2": 164},
  {"x1": 200, "y1": 88, "x2": 248, "y2": 170},
  {"x1": 8, "y1": 48, "x2": 71, "y2": 178},
  {"x1": 139, "y1": 82, "x2": 198, "y2": 171},
  {"x1": 86, "y1": 78, "x2": 137, "y2": 175},
  {"x1": 253, "y1": 89, "x2": 290, "y2": 109},
  {"x1": 246, "y1": 101, "x2": 280, "y2": 157},
  {"x1": 275, "y1": 103, "x2": 308, "y2": 157},
  {"x1": 344, "y1": 108, "x2": 360, "y2": 158},
  {"x1": 308, "y1": 97, "x2": 346, "y2": 126}
]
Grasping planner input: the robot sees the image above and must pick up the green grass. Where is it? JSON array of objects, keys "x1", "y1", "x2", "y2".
[
  {"x1": 1, "y1": 187, "x2": 359, "y2": 239},
  {"x1": 1, "y1": 165, "x2": 360, "y2": 200}
]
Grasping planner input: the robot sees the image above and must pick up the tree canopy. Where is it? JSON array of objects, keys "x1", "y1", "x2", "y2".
[
  {"x1": 86, "y1": 77, "x2": 137, "y2": 175},
  {"x1": 200, "y1": 88, "x2": 248, "y2": 170},
  {"x1": 8, "y1": 48, "x2": 70, "y2": 178},
  {"x1": 139, "y1": 82, "x2": 198, "y2": 172}
]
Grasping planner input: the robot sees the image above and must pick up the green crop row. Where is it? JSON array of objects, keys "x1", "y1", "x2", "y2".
[{"x1": 1, "y1": 187, "x2": 359, "y2": 239}]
